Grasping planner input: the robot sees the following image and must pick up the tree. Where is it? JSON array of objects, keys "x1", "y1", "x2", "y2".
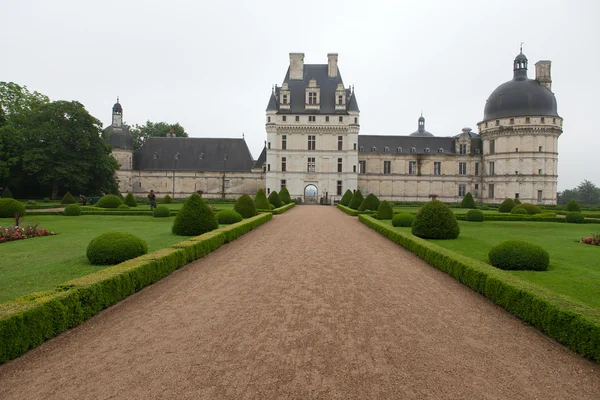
[
  {"x1": 576, "y1": 180, "x2": 600, "y2": 205},
  {"x1": 130, "y1": 121, "x2": 188, "y2": 150}
]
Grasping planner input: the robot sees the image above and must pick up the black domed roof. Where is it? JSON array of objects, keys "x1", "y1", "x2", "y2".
[
  {"x1": 112, "y1": 97, "x2": 122, "y2": 114},
  {"x1": 409, "y1": 115, "x2": 434, "y2": 137},
  {"x1": 483, "y1": 53, "x2": 559, "y2": 121}
]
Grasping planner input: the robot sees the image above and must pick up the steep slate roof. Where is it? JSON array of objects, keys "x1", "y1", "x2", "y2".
[
  {"x1": 347, "y1": 93, "x2": 359, "y2": 111},
  {"x1": 266, "y1": 92, "x2": 278, "y2": 111},
  {"x1": 253, "y1": 146, "x2": 267, "y2": 169},
  {"x1": 358, "y1": 135, "x2": 456, "y2": 155},
  {"x1": 133, "y1": 137, "x2": 255, "y2": 172}
]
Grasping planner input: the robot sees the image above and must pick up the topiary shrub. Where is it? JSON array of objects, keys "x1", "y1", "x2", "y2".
[
  {"x1": 254, "y1": 188, "x2": 270, "y2": 210},
  {"x1": 513, "y1": 198, "x2": 522, "y2": 205},
  {"x1": 162, "y1": 194, "x2": 173, "y2": 204},
  {"x1": 479, "y1": 204, "x2": 490, "y2": 210},
  {"x1": 63, "y1": 204, "x2": 81, "y2": 216},
  {"x1": 43, "y1": 197, "x2": 50, "y2": 203},
  {"x1": 488, "y1": 240, "x2": 549, "y2": 271},
  {"x1": 348, "y1": 190, "x2": 364, "y2": 210},
  {"x1": 392, "y1": 212, "x2": 414, "y2": 227},
  {"x1": 0, "y1": 198, "x2": 26, "y2": 218},
  {"x1": 1, "y1": 186, "x2": 13, "y2": 198},
  {"x1": 565, "y1": 212, "x2": 585, "y2": 224},
  {"x1": 279, "y1": 187, "x2": 292, "y2": 205},
  {"x1": 460, "y1": 192, "x2": 477, "y2": 209},
  {"x1": 234, "y1": 194, "x2": 256, "y2": 218},
  {"x1": 172, "y1": 193, "x2": 218, "y2": 236},
  {"x1": 376, "y1": 200, "x2": 394, "y2": 220},
  {"x1": 86, "y1": 232, "x2": 148, "y2": 265},
  {"x1": 216, "y1": 209, "x2": 243, "y2": 224},
  {"x1": 359, "y1": 193, "x2": 380, "y2": 211},
  {"x1": 96, "y1": 194, "x2": 123, "y2": 208},
  {"x1": 512, "y1": 208, "x2": 528, "y2": 215},
  {"x1": 153, "y1": 205, "x2": 171, "y2": 218},
  {"x1": 340, "y1": 189, "x2": 353, "y2": 206},
  {"x1": 465, "y1": 209, "x2": 484, "y2": 222},
  {"x1": 268, "y1": 190, "x2": 282, "y2": 208},
  {"x1": 124, "y1": 192, "x2": 137, "y2": 207},
  {"x1": 498, "y1": 198, "x2": 516, "y2": 213},
  {"x1": 566, "y1": 200, "x2": 581, "y2": 212},
  {"x1": 511, "y1": 203, "x2": 543, "y2": 215},
  {"x1": 60, "y1": 191, "x2": 76, "y2": 204},
  {"x1": 555, "y1": 205, "x2": 564, "y2": 211},
  {"x1": 412, "y1": 200, "x2": 460, "y2": 239},
  {"x1": 118, "y1": 204, "x2": 130, "y2": 210}
]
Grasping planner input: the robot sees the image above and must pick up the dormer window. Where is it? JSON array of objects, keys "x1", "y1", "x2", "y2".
[
  {"x1": 541, "y1": 117, "x2": 545, "y2": 124},
  {"x1": 525, "y1": 117, "x2": 531, "y2": 124},
  {"x1": 411, "y1": 147, "x2": 416, "y2": 153},
  {"x1": 153, "y1": 152, "x2": 159, "y2": 159},
  {"x1": 495, "y1": 120, "x2": 500, "y2": 126},
  {"x1": 282, "y1": 95, "x2": 288, "y2": 105},
  {"x1": 397, "y1": 147, "x2": 402, "y2": 153},
  {"x1": 510, "y1": 118, "x2": 514, "y2": 125},
  {"x1": 425, "y1": 148, "x2": 430, "y2": 153},
  {"x1": 308, "y1": 92, "x2": 318, "y2": 105},
  {"x1": 384, "y1": 146, "x2": 389, "y2": 153},
  {"x1": 438, "y1": 148, "x2": 444, "y2": 153},
  {"x1": 199, "y1": 152, "x2": 204, "y2": 160},
  {"x1": 338, "y1": 95, "x2": 343, "y2": 105},
  {"x1": 175, "y1": 152, "x2": 180, "y2": 160},
  {"x1": 371, "y1": 146, "x2": 377, "y2": 152},
  {"x1": 359, "y1": 146, "x2": 364, "y2": 152}
]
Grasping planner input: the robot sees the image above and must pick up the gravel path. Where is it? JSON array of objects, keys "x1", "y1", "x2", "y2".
[{"x1": 0, "y1": 206, "x2": 598, "y2": 399}]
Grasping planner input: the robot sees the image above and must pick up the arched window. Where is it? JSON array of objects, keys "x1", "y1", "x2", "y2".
[
  {"x1": 371, "y1": 146, "x2": 377, "y2": 152},
  {"x1": 199, "y1": 152, "x2": 204, "y2": 160},
  {"x1": 397, "y1": 147, "x2": 402, "y2": 153},
  {"x1": 384, "y1": 146, "x2": 389, "y2": 153},
  {"x1": 438, "y1": 148, "x2": 444, "y2": 153},
  {"x1": 411, "y1": 147, "x2": 416, "y2": 153},
  {"x1": 425, "y1": 148, "x2": 430, "y2": 153},
  {"x1": 153, "y1": 152, "x2": 159, "y2": 159},
  {"x1": 175, "y1": 152, "x2": 180, "y2": 160}
]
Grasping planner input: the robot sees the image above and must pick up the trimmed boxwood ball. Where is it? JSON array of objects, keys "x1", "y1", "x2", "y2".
[
  {"x1": 479, "y1": 204, "x2": 490, "y2": 210},
  {"x1": 117, "y1": 204, "x2": 130, "y2": 210},
  {"x1": 96, "y1": 194, "x2": 123, "y2": 208},
  {"x1": 63, "y1": 204, "x2": 81, "y2": 216},
  {"x1": 498, "y1": 198, "x2": 516, "y2": 213},
  {"x1": 268, "y1": 190, "x2": 282, "y2": 208},
  {"x1": 216, "y1": 209, "x2": 243, "y2": 224},
  {"x1": 43, "y1": 197, "x2": 50, "y2": 203},
  {"x1": 153, "y1": 205, "x2": 171, "y2": 218},
  {"x1": 465, "y1": 209, "x2": 484, "y2": 222},
  {"x1": 460, "y1": 192, "x2": 477, "y2": 209},
  {"x1": 254, "y1": 188, "x2": 270, "y2": 210},
  {"x1": 555, "y1": 205, "x2": 564, "y2": 210},
  {"x1": 392, "y1": 212, "x2": 414, "y2": 227},
  {"x1": 566, "y1": 199, "x2": 581, "y2": 212},
  {"x1": 376, "y1": 200, "x2": 394, "y2": 220},
  {"x1": 412, "y1": 200, "x2": 460, "y2": 239},
  {"x1": 162, "y1": 194, "x2": 173, "y2": 204},
  {"x1": 488, "y1": 240, "x2": 549, "y2": 271},
  {"x1": 86, "y1": 232, "x2": 148, "y2": 265},
  {"x1": 279, "y1": 187, "x2": 292, "y2": 204},
  {"x1": 234, "y1": 194, "x2": 256, "y2": 218},
  {"x1": 0, "y1": 198, "x2": 26, "y2": 218},
  {"x1": 348, "y1": 190, "x2": 364, "y2": 210},
  {"x1": 565, "y1": 212, "x2": 585, "y2": 224},
  {"x1": 340, "y1": 189, "x2": 353, "y2": 206},
  {"x1": 511, "y1": 203, "x2": 543, "y2": 215},
  {"x1": 512, "y1": 208, "x2": 528, "y2": 215},
  {"x1": 61, "y1": 191, "x2": 77, "y2": 204},
  {"x1": 359, "y1": 193, "x2": 380, "y2": 211},
  {"x1": 172, "y1": 193, "x2": 218, "y2": 236},
  {"x1": 124, "y1": 192, "x2": 137, "y2": 207}
]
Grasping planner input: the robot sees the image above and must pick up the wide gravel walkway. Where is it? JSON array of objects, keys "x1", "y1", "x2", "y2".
[{"x1": 0, "y1": 206, "x2": 598, "y2": 399}]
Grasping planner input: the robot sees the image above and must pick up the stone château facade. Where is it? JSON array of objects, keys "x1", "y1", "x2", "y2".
[{"x1": 104, "y1": 51, "x2": 562, "y2": 204}]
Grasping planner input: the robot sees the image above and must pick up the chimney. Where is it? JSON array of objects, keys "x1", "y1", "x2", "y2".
[
  {"x1": 289, "y1": 53, "x2": 304, "y2": 80},
  {"x1": 328, "y1": 53, "x2": 338, "y2": 78},
  {"x1": 535, "y1": 60, "x2": 552, "y2": 91}
]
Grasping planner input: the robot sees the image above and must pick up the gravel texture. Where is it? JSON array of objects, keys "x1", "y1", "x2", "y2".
[{"x1": 0, "y1": 206, "x2": 598, "y2": 399}]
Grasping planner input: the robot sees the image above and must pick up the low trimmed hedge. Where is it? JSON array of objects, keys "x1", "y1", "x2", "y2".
[
  {"x1": 358, "y1": 215, "x2": 600, "y2": 362},
  {"x1": 0, "y1": 212, "x2": 272, "y2": 364},
  {"x1": 271, "y1": 202, "x2": 295, "y2": 214},
  {"x1": 337, "y1": 203, "x2": 359, "y2": 216}
]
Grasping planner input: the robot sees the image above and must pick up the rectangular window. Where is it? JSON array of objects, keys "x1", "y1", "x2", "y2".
[
  {"x1": 488, "y1": 184, "x2": 495, "y2": 199},
  {"x1": 325, "y1": 116, "x2": 330, "y2": 122},
  {"x1": 539, "y1": 146, "x2": 543, "y2": 152},
  {"x1": 489, "y1": 161, "x2": 495, "y2": 176},
  {"x1": 308, "y1": 92, "x2": 317, "y2": 105},
  {"x1": 538, "y1": 190, "x2": 543, "y2": 203},
  {"x1": 384, "y1": 161, "x2": 391, "y2": 175},
  {"x1": 459, "y1": 162, "x2": 467, "y2": 175},
  {"x1": 308, "y1": 135, "x2": 316, "y2": 150},
  {"x1": 490, "y1": 140, "x2": 495, "y2": 154},
  {"x1": 281, "y1": 179, "x2": 286, "y2": 189},
  {"x1": 268, "y1": 116, "x2": 271, "y2": 123},
  {"x1": 337, "y1": 158, "x2": 343, "y2": 173},
  {"x1": 309, "y1": 116, "x2": 316, "y2": 122},
  {"x1": 307, "y1": 157, "x2": 315, "y2": 172},
  {"x1": 338, "y1": 95, "x2": 343, "y2": 105},
  {"x1": 510, "y1": 118, "x2": 514, "y2": 125},
  {"x1": 338, "y1": 136, "x2": 343, "y2": 151},
  {"x1": 282, "y1": 116, "x2": 287, "y2": 122},
  {"x1": 458, "y1": 184, "x2": 466, "y2": 197},
  {"x1": 282, "y1": 135, "x2": 287, "y2": 150},
  {"x1": 268, "y1": 142, "x2": 271, "y2": 149},
  {"x1": 359, "y1": 160, "x2": 366, "y2": 174},
  {"x1": 515, "y1": 193, "x2": 519, "y2": 199},
  {"x1": 475, "y1": 162, "x2": 480, "y2": 176},
  {"x1": 515, "y1": 147, "x2": 519, "y2": 152},
  {"x1": 267, "y1": 164, "x2": 270, "y2": 172},
  {"x1": 282, "y1": 95, "x2": 288, "y2": 105},
  {"x1": 281, "y1": 157, "x2": 286, "y2": 172},
  {"x1": 495, "y1": 120, "x2": 499, "y2": 126},
  {"x1": 337, "y1": 180, "x2": 342, "y2": 196},
  {"x1": 354, "y1": 117, "x2": 358, "y2": 124},
  {"x1": 267, "y1": 188, "x2": 270, "y2": 194},
  {"x1": 409, "y1": 161, "x2": 417, "y2": 175},
  {"x1": 538, "y1": 168, "x2": 542, "y2": 175},
  {"x1": 353, "y1": 165, "x2": 356, "y2": 173},
  {"x1": 353, "y1": 143, "x2": 357, "y2": 150},
  {"x1": 434, "y1": 162, "x2": 441, "y2": 176},
  {"x1": 526, "y1": 117, "x2": 531, "y2": 124},
  {"x1": 459, "y1": 144, "x2": 467, "y2": 155},
  {"x1": 541, "y1": 117, "x2": 545, "y2": 124},
  {"x1": 339, "y1": 116, "x2": 343, "y2": 122},
  {"x1": 295, "y1": 116, "x2": 300, "y2": 122}
]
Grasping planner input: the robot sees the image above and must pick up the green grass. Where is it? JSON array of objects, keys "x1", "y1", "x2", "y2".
[{"x1": 387, "y1": 220, "x2": 600, "y2": 309}]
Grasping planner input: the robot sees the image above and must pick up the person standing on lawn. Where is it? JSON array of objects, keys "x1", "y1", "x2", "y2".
[{"x1": 148, "y1": 190, "x2": 157, "y2": 210}]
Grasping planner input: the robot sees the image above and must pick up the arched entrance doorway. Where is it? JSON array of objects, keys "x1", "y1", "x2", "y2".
[{"x1": 304, "y1": 184, "x2": 318, "y2": 204}]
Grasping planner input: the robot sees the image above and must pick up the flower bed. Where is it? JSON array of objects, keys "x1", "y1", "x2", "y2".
[
  {"x1": 581, "y1": 233, "x2": 600, "y2": 246},
  {"x1": 0, "y1": 225, "x2": 55, "y2": 243}
]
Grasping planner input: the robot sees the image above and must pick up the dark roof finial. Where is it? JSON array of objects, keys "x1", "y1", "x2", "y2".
[
  {"x1": 520, "y1": 42, "x2": 524, "y2": 54},
  {"x1": 116, "y1": 96, "x2": 119, "y2": 103}
]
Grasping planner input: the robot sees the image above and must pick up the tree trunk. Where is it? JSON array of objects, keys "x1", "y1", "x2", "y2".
[{"x1": 52, "y1": 179, "x2": 58, "y2": 200}]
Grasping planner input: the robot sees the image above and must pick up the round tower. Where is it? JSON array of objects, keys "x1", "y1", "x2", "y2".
[{"x1": 102, "y1": 97, "x2": 133, "y2": 193}]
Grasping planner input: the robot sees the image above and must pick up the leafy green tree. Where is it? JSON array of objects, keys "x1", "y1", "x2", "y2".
[
  {"x1": 576, "y1": 180, "x2": 600, "y2": 205},
  {"x1": 130, "y1": 121, "x2": 188, "y2": 150}
]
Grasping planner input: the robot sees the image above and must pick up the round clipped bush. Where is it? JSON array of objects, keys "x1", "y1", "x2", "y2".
[
  {"x1": 86, "y1": 232, "x2": 148, "y2": 265},
  {"x1": 254, "y1": 188, "x2": 270, "y2": 210},
  {"x1": 268, "y1": 190, "x2": 282, "y2": 208},
  {"x1": 172, "y1": 193, "x2": 218, "y2": 236},
  {"x1": 513, "y1": 198, "x2": 522, "y2": 205},
  {"x1": 153, "y1": 205, "x2": 171, "y2": 218},
  {"x1": 488, "y1": 240, "x2": 549, "y2": 271},
  {"x1": 340, "y1": 189, "x2": 353, "y2": 206},
  {"x1": 63, "y1": 204, "x2": 81, "y2": 216},
  {"x1": 359, "y1": 193, "x2": 380, "y2": 211},
  {"x1": 565, "y1": 212, "x2": 585, "y2": 224},
  {"x1": 412, "y1": 200, "x2": 460, "y2": 239},
  {"x1": 498, "y1": 198, "x2": 516, "y2": 213},
  {"x1": 511, "y1": 203, "x2": 543, "y2": 215},
  {"x1": 234, "y1": 194, "x2": 256, "y2": 218},
  {"x1": 566, "y1": 200, "x2": 581, "y2": 212},
  {"x1": 118, "y1": 204, "x2": 130, "y2": 210},
  {"x1": 124, "y1": 192, "x2": 137, "y2": 207},
  {"x1": 161, "y1": 194, "x2": 173, "y2": 204},
  {"x1": 460, "y1": 192, "x2": 477, "y2": 209},
  {"x1": 348, "y1": 190, "x2": 364, "y2": 210},
  {"x1": 216, "y1": 209, "x2": 243, "y2": 224},
  {"x1": 465, "y1": 209, "x2": 484, "y2": 222},
  {"x1": 61, "y1": 191, "x2": 77, "y2": 204},
  {"x1": 376, "y1": 201, "x2": 394, "y2": 220},
  {"x1": 96, "y1": 194, "x2": 123, "y2": 208},
  {"x1": 279, "y1": 187, "x2": 292, "y2": 205},
  {"x1": 43, "y1": 197, "x2": 50, "y2": 203},
  {"x1": 512, "y1": 208, "x2": 528, "y2": 215},
  {"x1": 555, "y1": 205, "x2": 564, "y2": 210},
  {"x1": 392, "y1": 212, "x2": 414, "y2": 227},
  {"x1": 479, "y1": 204, "x2": 490, "y2": 210},
  {"x1": 0, "y1": 198, "x2": 26, "y2": 218}
]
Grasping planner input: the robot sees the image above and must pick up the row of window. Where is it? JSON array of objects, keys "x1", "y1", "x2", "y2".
[
  {"x1": 488, "y1": 140, "x2": 544, "y2": 154},
  {"x1": 271, "y1": 135, "x2": 350, "y2": 151},
  {"x1": 485, "y1": 117, "x2": 557, "y2": 128},
  {"x1": 268, "y1": 115, "x2": 357, "y2": 124},
  {"x1": 281, "y1": 93, "x2": 345, "y2": 106}
]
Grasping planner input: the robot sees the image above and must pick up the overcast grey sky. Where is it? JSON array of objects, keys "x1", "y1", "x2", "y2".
[{"x1": 2, "y1": 0, "x2": 598, "y2": 190}]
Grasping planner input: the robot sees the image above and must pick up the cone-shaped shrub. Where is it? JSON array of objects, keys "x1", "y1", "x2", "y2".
[
  {"x1": 124, "y1": 192, "x2": 137, "y2": 207},
  {"x1": 161, "y1": 194, "x2": 173, "y2": 204},
  {"x1": 460, "y1": 192, "x2": 476, "y2": 209},
  {"x1": 488, "y1": 240, "x2": 549, "y2": 271},
  {"x1": 64, "y1": 204, "x2": 81, "y2": 216},
  {"x1": 216, "y1": 209, "x2": 243, "y2": 224},
  {"x1": 86, "y1": 232, "x2": 148, "y2": 265},
  {"x1": 359, "y1": 193, "x2": 380, "y2": 211},
  {"x1": 465, "y1": 209, "x2": 484, "y2": 222},
  {"x1": 392, "y1": 212, "x2": 414, "y2": 227},
  {"x1": 513, "y1": 198, "x2": 522, "y2": 205},
  {"x1": 96, "y1": 194, "x2": 123, "y2": 208},
  {"x1": 511, "y1": 203, "x2": 542, "y2": 215},
  {"x1": 234, "y1": 194, "x2": 256, "y2": 218},
  {"x1": 172, "y1": 193, "x2": 218, "y2": 236},
  {"x1": 340, "y1": 189, "x2": 353, "y2": 206},
  {"x1": 254, "y1": 188, "x2": 270, "y2": 210},
  {"x1": 61, "y1": 191, "x2": 77, "y2": 204},
  {"x1": 279, "y1": 187, "x2": 292, "y2": 204},
  {"x1": 498, "y1": 198, "x2": 516, "y2": 213},
  {"x1": 2, "y1": 187, "x2": 13, "y2": 198},
  {"x1": 0, "y1": 198, "x2": 26, "y2": 218},
  {"x1": 376, "y1": 200, "x2": 393, "y2": 220},
  {"x1": 412, "y1": 200, "x2": 460, "y2": 239},
  {"x1": 153, "y1": 205, "x2": 171, "y2": 218},
  {"x1": 268, "y1": 190, "x2": 282, "y2": 208},
  {"x1": 566, "y1": 200, "x2": 581, "y2": 212},
  {"x1": 348, "y1": 190, "x2": 364, "y2": 210}
]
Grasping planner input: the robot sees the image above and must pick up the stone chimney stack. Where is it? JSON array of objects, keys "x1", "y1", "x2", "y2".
[
  {"x1": 535, "y1": 60, "x2": 552, "y2": 91},
  {"x1": 328, "y1": 53, "x2": 338, "y2": 78},
  {"x1": 289, "y1": 53, "x2": 305, "y2": 80}
]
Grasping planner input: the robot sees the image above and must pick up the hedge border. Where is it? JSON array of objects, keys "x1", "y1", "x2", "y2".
[
  {"x1": 337, "y1": 203, "x2": 373, "y2": 216},
  {"x1": 358, "y1": 214, "x2": 600, "y2": 362},
  {"x1": 0, "y1": 212, "x2": 272, "y2": 364},
  {"x1": 257, "y1": 202, "x2": 296, "y2": 215}
]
